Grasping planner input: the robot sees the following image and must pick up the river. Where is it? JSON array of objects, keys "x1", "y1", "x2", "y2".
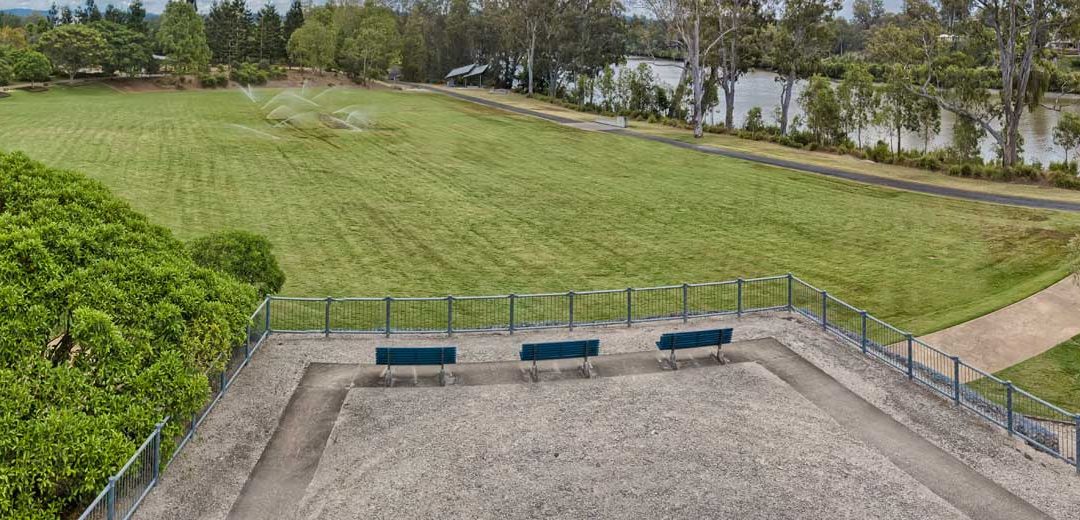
[{"x1": 624, "y1": 57, "x2": 1080, "y2": 164}]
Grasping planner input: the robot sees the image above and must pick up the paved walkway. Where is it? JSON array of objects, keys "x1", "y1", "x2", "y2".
[
  {"x1": 424, "y1": 85, "x2": 1080, "y2": 212},
  {"x1": 919, "y1": 276, "x2": 1080, "y2": 372},
  {"x1": 225, "y1": 340, "x2": 1052, "y2": 520}
]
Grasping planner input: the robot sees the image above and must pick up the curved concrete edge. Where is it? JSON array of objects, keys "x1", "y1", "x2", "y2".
[{"x1": 919, "y1": 276, "x2": 1080, "y2": 373}]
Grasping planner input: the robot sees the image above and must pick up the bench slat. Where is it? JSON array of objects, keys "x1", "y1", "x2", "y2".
[
  {"x1": 376, "y1": 346, "x2": 457, "y2": 366},
  {"x1": 520, "y1": 339, "x2": 600, "y2": 361},
  {"x1": 656, "y1": 329, "x2": 733, "y2": 350}
]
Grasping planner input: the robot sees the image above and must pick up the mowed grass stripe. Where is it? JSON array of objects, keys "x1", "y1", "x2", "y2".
[{"x1": 0, "y1": 84, "x2": 1077, "y2": 335}]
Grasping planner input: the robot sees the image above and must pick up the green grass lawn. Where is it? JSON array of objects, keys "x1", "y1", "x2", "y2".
[
  {"x1": 1, "y1": 83, "x2": 1078, "y2": 340},
  {"x1": 995, "y1": 336, "x2": 1080, "y2": 413}
]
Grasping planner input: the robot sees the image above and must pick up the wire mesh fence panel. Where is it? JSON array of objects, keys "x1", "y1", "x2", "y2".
[
  {"x1": 223, "y1": 343, "x2": 248, "y2": 387},
  {"x1": 515, "y1": 293, "x2": 570, "y2": 329},
  {"x1": 76, "y1": 489, "x2": 109, "y2": 520},
  {"x1": 249, "y1": 300, "x2": 268, "y2": 341},
  {"x1": 329, "y1": 298, "x2": 384, "y2": 333},
  {"x1": 910, "y1": 339, "x2": 957, "y2": 399},
  {"x1": 452, "y1": 296, "x2": 510, "y2": 331},
  {"x1": 957, "y1": 362, "x2": 1009, "y2": 428},
  {"x1": 574, "y1": 290, "x2": 627, "y2": 326},
  {"x1": 686, "y1": 282, "x2": 738, "y2": 316},
  {"x1": 110, "y1": 432, "x2": 158, "y2": 520},
  {"x1": 1011, "y1": 388, "x2": 1075, "y2": 463},
  {"x1": 268, "y1": 298, "x2": 324, "y2": 332},
  {"x1": 390, "y1": 298, "x2": 449, "y2": 333},
  {"x1": 864, "y1": 316, "x2": 908, "y2": 372},
  {"x1": 630, "y1": 286, "x2": 683, "y2": 322},
  {"x1": 824, "y1": 295, "x2": 862, "y2": 346},
  {"x1": 791, "y1": 278, "x2": 822, "y2": 321},
  {"x1": 742, "y1": 276, "x2": 788, "y2": 312}
]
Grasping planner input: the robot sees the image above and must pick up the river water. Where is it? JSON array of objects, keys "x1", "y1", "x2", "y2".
[{"x1": 624, "y1": 57, "x2": 1080, "y2": 164}]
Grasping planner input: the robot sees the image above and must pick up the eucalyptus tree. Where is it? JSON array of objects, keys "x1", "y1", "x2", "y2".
[
  {"x1": 714, "y1": 0, "x2": 767, "y2": 129},
  {"x1": 837, "y1": 62, "x2": 877, "y2": 147},
  {"x1": 768, "y1": 0, "x2": 840, "y2": 135},
  {"x1": 642, "y1": 0, "x2": 725, "y2": 137}
]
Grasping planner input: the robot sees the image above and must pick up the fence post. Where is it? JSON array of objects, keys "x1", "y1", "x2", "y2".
[
  {"x1": 324, "y1": 297, "x2": 331, "y2": 338},
  {"x1": 786, "y1": 273, "x2": 793, "y2": 311},
  {"x1": 626, "y1": 288, "x2": 633, "y2": 327},
  {"x1": 821, "y1": 291, "x2": 827, "y2": 330},
  {"x1": 265, "y1": 297, "x2": 272, "y2": 334},
  {"x1": 1074, "y1": 415, "x2": 1079, "y2": 474},
  {"x1": 447, "y1": 296, "x2": 454, "y2": 335},
  {"x1": 508, "y1": 294, "x2": 515, "y2": 334},
  {"x1": 106, "y1": 476, "x2": 117, "y2": 520},
  {"x1": 860, "y1": 311, "x2": 868, "y2": 354},
  {"x1": 1005, "y1": 381, "x2": 1014, "y2": 435},
  {"x1": 153, "y1": 420, "x2": 166, "y2": 482},
  {"x1": 568, "y1": 291, "x2": 575, "y2": 331},
  {"x1": 682, "y1": 283, "x2": 689, "y2": 323},
  {"x1": 952, "y1": 356, "x2": 961, "y2": 404},
  {"x1": 906, "y1": 334, "x2": 914, "y2": 380},
  {"x1": 737, "y1": 278, "x2": 744, "y2": 317},
  {"x1": 384, "y1": 297, "x2": 392, "y2": 337}
]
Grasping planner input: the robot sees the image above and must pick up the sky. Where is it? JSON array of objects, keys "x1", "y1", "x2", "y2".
[{"x1": 0, "y1": 0, "x2": 906, "y2": 20}]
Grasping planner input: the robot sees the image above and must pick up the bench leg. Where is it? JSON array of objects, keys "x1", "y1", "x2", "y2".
[
  {"x1": 531, "y1": 359, "x2": 539, "y2": 383},
  {"x1": 384, "y1": 366, "x2": 393, "y2": 387},
  {"x1": 713, "y1": 345, "x2": 728, "y2": 365},
  {"x1": 580, "y1": 360, "x2": 593, "y2": 378},
  {"x1": 439, "y1": 365, "x2": 448, "y2": 386},
  {"x1": 667, "y1": 348, "x2": 679, "y2": 370}
]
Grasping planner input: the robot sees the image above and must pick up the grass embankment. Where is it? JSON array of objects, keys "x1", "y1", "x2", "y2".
[
  {"x1": 433, "y1": 85, "x2": 1080, "y2": 205},
  {"x1": 996, "y1": 337, "x2": 1080, "y2": 413},
  {"x1": 0, "y1": 84, "x2": 1077, "y2": 340}
]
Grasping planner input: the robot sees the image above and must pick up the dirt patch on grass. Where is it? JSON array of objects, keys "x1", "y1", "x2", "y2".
[
  {"x1": 105, "y1": 78, "x2": 180, "y2": 93},
  {"x1": 14, "y1": 86, "x2": 48, "y2": 93}
]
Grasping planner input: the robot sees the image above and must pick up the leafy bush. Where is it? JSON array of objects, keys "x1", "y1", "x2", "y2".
[
  {"x1": 230, "y1": 62, "x2": 269, "y2": 86},
  {"x1": 197, "y1": 72, "x2": 228, "y2": 88},
  {"x1": 0, "y1": 152, "x2": 256, "y2": 518},
  {"x1": 188, "y1": 230, "x2": 286, "y2": 297}
]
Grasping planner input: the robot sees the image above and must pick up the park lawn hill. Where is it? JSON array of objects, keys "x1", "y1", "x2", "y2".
[{"x1": 1, "y1": 83, "x2": 1078, "y2": 338}]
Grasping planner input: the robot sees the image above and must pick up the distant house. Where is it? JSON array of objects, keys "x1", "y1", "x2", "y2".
[{"x1": 444, "y1": 64, "x2": 490, "y2": 87}]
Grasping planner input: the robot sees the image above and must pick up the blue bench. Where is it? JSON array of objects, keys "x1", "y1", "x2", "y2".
[
  {"x1": 656, "y1": 328, "x2": 734, "y2": 369},
  {"x1": 375, "y1": 346, "x2": 457, "y2": 386},
  {"x1": 520, "y1": 339, "x2": 600, "y2": 381}
]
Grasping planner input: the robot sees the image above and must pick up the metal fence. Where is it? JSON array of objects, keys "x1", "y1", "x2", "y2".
[
  {"x1": 76, "y1": 299, "x2": 270, "y2": 520},
  {"x1": 267, "y1": 274, "x2": 1079, "y2": 471},
  {"x1": 77, "y1": 273, "x2": 1080, "y2": 520}
]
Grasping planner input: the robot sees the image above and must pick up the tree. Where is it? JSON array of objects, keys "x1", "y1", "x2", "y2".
[
  {"x1": 768, "y1": 0, "x2": 840, "y2": 135},
  {"x1": 283, "y1": 0, "x2": 305, "y2": 49},
  {"x1": 875, "y1": 72, "x2": 920, "y2": 155},
  {"x1": 1053, "y1": 112, "x2": 1080, "y2": 165},
  {"x1": 714, "y1": 0, "x2": 767, "y2": 129},
  {"x1": 79, "y1": 0, "x2": 102, "y2": 23},
  {"x1": 103, "y1": 4, "x2": 126, "y2": 24},
  {"x1": 399, "y1": 5, "x2": 427, "y2": 81},
  {"x1": 36, "y1": 24, "x2": 107, "y2": 81},
  {"x1": 92, "y1": 21, "x2": 152, "y2": 77},
  {"x1": 913, "y1": 96, "x2": 940, "y2": 153},
  {"x1": 157, "y1": 1, "x2": 211, "y2": 74},
  {"x1": 837, "y1": 62, "x2": 877, "y2": 147},
  {"x1": 338, "y1": 5, "x2": 401, "y2": 82},
  {"x1": 287, "y1": 20, "x2": 335, "y2": 73},
  {"x1": 852, "y1": 0, "x2": 885, "y2": 29},
  {"x1": 13, "y1": 50, "x2": 52, "y2": 86},
  {"x1": 642, "y1": 0, "x2": 725, "y2": 137},
  {"x1": 206, "y1": 0, "x2": 255, "y2": 66},
  {"x1": 127, "y1": 0, "x2": 148, "y2": 33},
  {"x1": 799, "y1": 74, "x2": 844, "y2": 145},
  {"x1": 510, "y1": 0, "x2": 553, "y2": 95},
  {"x1": 255, "y1": 3, "x2": 285, "y2": 63},
  {"x1": 952, "y1": 115, "x2": 985, "y2": 163},
  {"x1": 0, "y1": 27, "x2": 28, "y2": 49}
]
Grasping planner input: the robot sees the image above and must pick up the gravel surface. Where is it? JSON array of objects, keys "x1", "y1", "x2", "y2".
[
  {"x1": 297, "y1": 364, "x2": 966, "y2": 520},
  {"x1": 134, "y1": 313, "x2": 1080, "y2": 519}
]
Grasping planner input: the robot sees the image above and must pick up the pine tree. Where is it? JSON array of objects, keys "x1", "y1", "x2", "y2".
[
  {"x1": 127, "y1": 0, "x2": 148, "y2": 33},
  {"x1": 80, "y1": 0, "x2": 103, "y2": 23},
  {"x1": 255, "y1": 3, "x2": 285, "y2": 63},
  {"x1": 283, "y1": 0, "x2": 304, "y2": 49}
]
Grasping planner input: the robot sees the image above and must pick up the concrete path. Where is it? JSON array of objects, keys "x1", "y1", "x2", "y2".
[
  {"x1": 733, "y1": 340, "x2": 1052, "y2": 520},
  {"x1": 424, "y1": 85, "x2": 1080, "y2": 212},
  {"x1": 919, "y1": 276, "x2": 1080, "y2": 372},
  {"x1": 226, "y1": 363, "x2": 359, "y2": 520}
]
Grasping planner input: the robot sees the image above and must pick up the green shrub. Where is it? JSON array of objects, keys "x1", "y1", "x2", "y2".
[
  {"x1": 0, "y1": 152, "x2": 256, "y2": 518},
  {"x1": 197, "y1": 72, "x2": 227, "y2": 88},
  {"x1": 188, "y1": 230, "x2": 285, "y2": 297},
  {"x1": 230, "y1": 62, "x2": 269, "y2": 86}
]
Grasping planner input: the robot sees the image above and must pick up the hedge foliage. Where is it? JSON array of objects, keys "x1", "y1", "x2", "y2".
[
  {"x1": 189, "y1": 230, "x2": 285, "y2": 298},
  {"x1": 0, "y1": 152, "x2": 256, "y2": 518}
]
